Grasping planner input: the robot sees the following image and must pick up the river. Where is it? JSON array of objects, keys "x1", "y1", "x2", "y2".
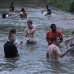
[{"x1": 0, "y1": 0, "x2": 74, "y2": 74}]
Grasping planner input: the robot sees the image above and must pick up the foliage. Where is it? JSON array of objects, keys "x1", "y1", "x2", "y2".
[{"x1": 47, "y1": 0, "x2": 74, "y2": 12}]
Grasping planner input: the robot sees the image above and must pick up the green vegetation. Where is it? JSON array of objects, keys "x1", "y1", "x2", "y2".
[{"x1": 47, "y1": 0, "x2": 74, "y2": 12}]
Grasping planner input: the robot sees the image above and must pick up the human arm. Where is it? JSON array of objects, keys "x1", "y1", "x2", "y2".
[
  {"x1": 46, "y1": 31, "x2": 52, "y2": 44},
  {"x1": 46, "y1": 52, "x2": 49, "y2": 59},
  {"x1": 29, "y1": 26, "x2": 37, "y2": 34},
  {"x1": 16, "y1": 41, "x2": 23, "y2": 47},
  {"x1": 46, "y1": 38, "x2": 52, "y2": 45},
  {"x1": 55, "y1": 47, "x2": 72, "y2": 58},
  {"x1": 24, "y1": 28, "x2": 31, "y2": 41},
  {"x1": 59, "y1": 32, "x2": 63, "y2": 43},
  {"x1": 64, "y1": 37, "x2": 71, "y2": 49},
  {"x1": 13, "y1": 45, "x2": 19, "y2": 57}
]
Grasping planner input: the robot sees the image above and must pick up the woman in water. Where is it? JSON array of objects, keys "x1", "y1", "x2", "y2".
[
  {"x1": 9, "y1": 2, "x2": 15, "y2": 15},
  {"x1": 19, "y1": 8, "x2": 27, "y2": 18}
]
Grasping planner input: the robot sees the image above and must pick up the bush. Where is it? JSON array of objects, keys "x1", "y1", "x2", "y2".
[{"x1": 47, "y1": 0, "x2": 74, "y2": 12}]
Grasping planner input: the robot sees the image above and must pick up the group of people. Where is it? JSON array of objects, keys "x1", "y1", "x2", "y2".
[
  {"x1": 4, "y1": 21, "x2": 74, "y2": 62},
  {"x1": 2, "y1": 3, "x2": 74, "y2": 62},
  {"x1": 4, "y1": 20, "x2": 37, "y2": 58},
  {"x1": 1, "y1": 2, "x2": 27, "y2": 18},
  {"x1": 46, "y1": 24, "x2": 74, "y2": 62}
]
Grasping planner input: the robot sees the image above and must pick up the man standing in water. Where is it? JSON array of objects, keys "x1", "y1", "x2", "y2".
[
  {"x1": 4, "y1": 33, "x2": 19, "y2": 58},
  {"x1": 24, "y1": 20, "x2": 37, "y2": 43},
  {"x1": 46, "y1": 24, "x2": 63, "y2": 45},
  {"x1": 46, "y1": 36, "x2": 72, "y2": 62}
]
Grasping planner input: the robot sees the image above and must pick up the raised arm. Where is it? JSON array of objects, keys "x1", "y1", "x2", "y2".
[
  {"x1": 64, "y1": 37, "x2": 71, "y2": 49},
  {"x1": 29, "y1": 26, "x2": 37, "y2": 34}
]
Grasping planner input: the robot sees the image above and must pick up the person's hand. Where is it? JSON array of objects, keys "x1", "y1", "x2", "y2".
[
  {"x1": 26, "y1": 38, "x2": 30, "y2": 41},
  {"x1": 67, "y1": 47, "x2": 73, "y2": 51}
]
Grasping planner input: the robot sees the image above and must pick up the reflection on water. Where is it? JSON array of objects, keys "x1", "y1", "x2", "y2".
[{"x1": 0, "y1": 0, "x2": 74, "y2": 74}]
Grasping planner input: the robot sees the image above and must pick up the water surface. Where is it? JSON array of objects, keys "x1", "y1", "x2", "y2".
[{"x1": 0, "y1": 0, "x2": 74, "y2": 74}]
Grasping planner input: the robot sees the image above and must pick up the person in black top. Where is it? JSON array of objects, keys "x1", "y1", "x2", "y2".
[
  {"x1": 9, "y1": 2, "x2": 15, "y2": 12},
  {"x1": 9, "y1": 2, "x2": 15, "y2": 15},
  {"x1": 4, "y1": 33, "x2": 19, "y2": 58}
]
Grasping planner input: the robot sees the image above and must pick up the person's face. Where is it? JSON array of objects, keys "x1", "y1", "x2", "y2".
[
  {"x1": 56, "y1": 37, "x2": 60, "y2": 45},
  {"x1": 27, "y1": 23, "x2": 32, "y2": 29},
  {"x1": 11, "y1": 34, "x2": 16, "y2": 42},
  {"x1": 12, "y1": 4, "x2": 14, "y2": 7},
  {"x1": 51, "y1": 25, "x2": 56, "y2": 32}
]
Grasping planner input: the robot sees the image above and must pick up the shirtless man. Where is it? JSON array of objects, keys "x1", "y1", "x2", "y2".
[
  {"x1": 46, "y1": 36, "x2": 72, "y2": 62},
  {"x1": 24, "y1": 20, "x2": 37, "y2": 43}
]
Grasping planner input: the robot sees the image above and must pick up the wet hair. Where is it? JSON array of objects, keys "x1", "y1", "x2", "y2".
[
  {"x1": 46, "y1": 5, "x2": 49, "y2": 7},
  {"x1": 52, "y1": 36, "x2": 58, "y2": 42},
  {"x1": 2, "y1": 14, "x2": 6, "y2": 18},
  {"x1": 27, "y1": 20, "x2": 33, "y2": 24},
  {"x1": 9, "y1": 28, "x2": 16, "y2": 33},
  {"x1": 8, "y1": 33, "x2": 14, "y2": 39},
  {"x1": 72, "y1": 31, "x2": 74, "y2": 35},
  {"x1": 11, "y1": 2, "x2": 14, "y2": 6},
  {"x1": 50, "y1": 24, "x2": 56, "y2": 29},
  {"x1": 21, "y1": 8, "x2": 25, "y2": 12}
]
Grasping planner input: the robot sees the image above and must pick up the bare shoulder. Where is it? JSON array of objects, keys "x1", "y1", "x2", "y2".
[
  {"x1": 48, "y1": 44, "x2": 58, "y2": 50},
  {"x1": 51, "y1": 44, "x2": 59, "y2": 51}
]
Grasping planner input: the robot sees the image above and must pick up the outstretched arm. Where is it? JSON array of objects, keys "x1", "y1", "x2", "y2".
[{"x1": 56, "y1": 47, "x2": 72, "y2": 58}]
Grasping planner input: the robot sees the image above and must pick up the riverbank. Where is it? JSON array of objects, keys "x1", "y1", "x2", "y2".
[{"x1": 47, "y1": 0, "x2": 74, "y2": 13}]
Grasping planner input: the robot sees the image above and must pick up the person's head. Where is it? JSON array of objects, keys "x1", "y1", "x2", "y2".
[
  {"x1": 2, "y1": 14, "x2": 6, "y2": 18},
  {"x1": 50, "y1": 24, "x2": 56, "y2": 32},
  {"x1": 11, "y1": 2, "x2": 14, "y2": 6},
  {"x1": 27, "y1": 20, "x2": 33, "y2": 29},
  {"x1": 9, "y1": 28, "x2": 16, "y2": 34},
  {"x1": 52, "y1": 36, "x2": 60, "y2": 45},
  {"x1": 46, "y1": 5, "x2": 49, "y2": 8},
  {"x1": 21, "y1": 8, "x2": 25, "y2": 12},
  {"x1": 8, "y1": 33, "x2": 16, "y2": 42}
]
